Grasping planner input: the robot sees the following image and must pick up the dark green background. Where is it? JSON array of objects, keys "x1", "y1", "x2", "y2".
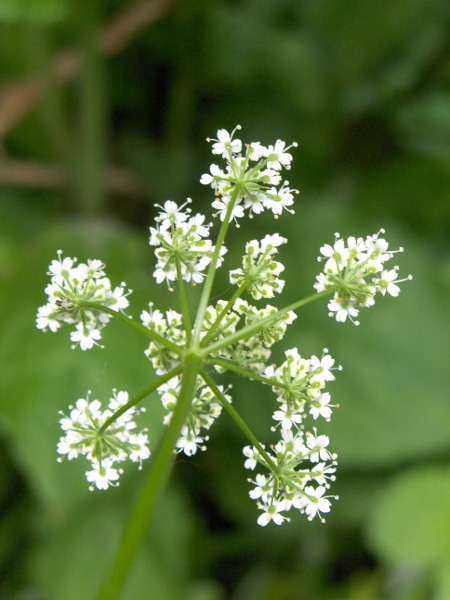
[{"x1": 0, "y1": 0, "x2": 449, "y2": 598}]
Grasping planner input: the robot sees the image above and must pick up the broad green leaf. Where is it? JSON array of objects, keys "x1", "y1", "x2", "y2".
[
  {"x1": 366, "y1": 466, "x2": 450, "y2": 568},
  {"x1": 0, "y1": 0, "x2": 67, "y2": 24}
]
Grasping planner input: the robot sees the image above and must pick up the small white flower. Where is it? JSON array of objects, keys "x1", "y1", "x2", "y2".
[
  {"x1": 36, "y1": 304, "x2": 61, "y2": 332},
  {"x1": 257, "y1": 501, "x2": 289, "y2": 526},
  {"x1": 70, "y1": 323, "x2": 102, "y2": 350},
  {"x1": 306, "y1": 431, "x2": 333, "y2": 462},
  {"x1": 176, "y1": 426, "x2": 205, "y2": 456},
  {"x1": 263, "y1": 185, "x2": 295, "y2": 216},
  {"x1": 140, "y1": 303, "x2": 166, "y2": 330},
  {"x1": 200, "y1": 163, "x2": 226, "y2": 186},
  {"x1": 310, "y1": 353, "x2": 337, "y2": 382},
  {"x1": 110, "y1": 285, "x2": 130, "y2": 311},
  {"x1": 129, "y1": 432, "x2": 151, "y2": 464},
  {"x1": 77, "y1": 259, "x2": 105, "y2": 280},
  {"x1": 212, "y1": 196, "x2": 244, "y2": 222},
  {"x1": 243, "y1": 445, "x2": 259, "y2": 470},
  {"x1": 243, "y1": 192, "x2": 266, "y2": 216},
  {"x1": 272, "y1": 405, "x2": 303, "y2": 430},
  {"x1": 86, "y1": 459, "x2": 121, "y2": 490},
  {"x1": 263, "y1": 140, "x2": 296, "y2": 170},
  {"x1": 302, "y1": 486, "x2": 332, "y2": 521},
  {"x1": 210, "y1": 127, "x2": 242, "y2": 158},
  {"x1": 311, "y1": 462, "x2": 337, "y2": 486},
  {"x1": 309, "y1": 392, "x2": 333, "y2": 421},
  {"x1": 319, "y1": 237, "x2": 349, "y2": 266},
  {"x1": 153, "y1": 265, "x2": 177, "y2": 285},
  {"x1": 248, "y1": 142, "x2": 266, "y2": 161},
  {"x1": 155, "y1": 200, "x2": 190, "y2": 224},
  {"x1": 48, "y1": 252, "x2": 75, "y2": 282},
  {"x1": 327, "y1": 297, "x2": 359, "y2": 324},
  {"x1": 365, "y1": 230, "x2": 391, "y2": 258},
  {"x1": 260, "y1": 233, "x2": 287, "y2": 254},
  {"x1": 373, "y1": 268, "x2": 401, "y2": 296},
  {"x1": 249, "y1": 473, "x2": 273, "y2": 501},
  {"x1": 57, "y1": 430, "x2": 82, "y2": 460}
]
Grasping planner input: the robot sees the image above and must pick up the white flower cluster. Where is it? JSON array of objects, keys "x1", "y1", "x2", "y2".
[
  {"x1": 37, "y1": 127, "x2": 410, "y2": 527},
  {"x1": 266, "y1": 349, "x2": 339, "y2": 425},
  {"x1": 149, "y1": 200, "x2": 226, "y2": 286},
  {"x1": 229, "y1": 233, "x2": 287, "y2": 300},
  {"x1": 245, "y1": 438, "x2": 337, "y2": 526},
  {"x1": 141, "y1": 304, "x2": 186, "y2": 375},
  {"x1": 157, "y1": 375, "x2": 231, "y2": 456},
  {"x1": 200, "y1": 126, "x2": 298, "y2": 221},
  {"x1": 314, "y1": 230, "x2": 412, "y2": 325},
  {"x1": 213, "y1": 299, "x2": 296, "y2": 373},
  {"x1": 57, "y1": 390, "x2": 150, "y2": 490},
  {"x1": 140, "y1": 304, "x2": 227, "y2": 453},
  {"x1": 244, "y1": 349, "x2": 340, "y2": 525},
  {"x1": 142, "y1": 298, "x2": 297, "y2": 379},
  {"x1": 36, "y1": 250, "x2": 130, "y2": 349},
  {"x1": 140, "y1": 299, "x2": 296, "y2": 452}
]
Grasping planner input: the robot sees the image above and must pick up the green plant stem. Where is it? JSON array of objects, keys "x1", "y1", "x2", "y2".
[
  {"x1": 209, "y1": 358, "x2": 279, "y2": 387},
  {"x1": 81, "y1": 303, "x2": 183, "y2": 355},
  {"x1": 75, "y1": 0, "x2": 106, "y2": 213},
  {"x1": 191, "y1": 182, "x2": 243, "y2": 345},
  {"x1": 200, "y1": 370, "x2": 277, "y2": 471},
  {"x1": 201, "y1": 288, "x2": 338, "y2": 357},
  {"x1": 201, "y1": 233, "x2": 294, "y2": 345},
  {"x1": 99, "y1": 365, "x2": 184, "y2": 433},
  {"x1": 174, "y1": 254, "x2": 192, "y2": 342},
  {"x1": 95, "y1": 354, "x2": 202, "y2": 600},
  {"x1": 200, "y1": 284, "x2": 244, "y2": 345}
]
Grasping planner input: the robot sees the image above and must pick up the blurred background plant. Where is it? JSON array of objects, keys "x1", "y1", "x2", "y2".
[{"x1": 0, "y1": 0, "x2": 449, "y2": 599}]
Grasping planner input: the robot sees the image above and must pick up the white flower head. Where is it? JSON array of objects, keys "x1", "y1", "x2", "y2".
[
  {"x1": 302, "y1": 485, "x2": 333, "y2": 522},
  {"x1": 176, "y1": 426, "x2": 207, "y2": 456},
  {"x1": 86, "y1": 459, "x2": 122, "y2": 491},
  {"x1": 212, "y1": 196, "x2": 245, "y2": 223},
  {"x1": 70, "y1": 323, "x2": 103, "y2": 350},
  {"x1": 263, "y1": 140, "x2": 297, "y2": 170},
  {"x1": 306, "y1": 430, "x2": 334, "y2": 463},
  {"x1": 257, "y1": 501, "x2": 290, "y2": 527},
  {"x1": 154, "y1": 199, "x2": 191, "y2": 224},
  {"x1": 209, "y1": 126, "x2": 242, "y2": 158}
]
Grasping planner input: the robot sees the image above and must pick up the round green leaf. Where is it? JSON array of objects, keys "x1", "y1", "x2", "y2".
[
  {"x1": 0, "y1": 0, "x2": 67, "y2": 24},
  {"x1": 366, "y1": 466, "x2": 450, "y2": 568}
]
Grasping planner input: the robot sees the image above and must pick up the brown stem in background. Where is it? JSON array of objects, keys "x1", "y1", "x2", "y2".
[
  {"x1": 0, "y1": 158, "x2": 145, "y2": 198},
  {"x1": 0, "y1": 0, "x2": 173, "y2": 139}
]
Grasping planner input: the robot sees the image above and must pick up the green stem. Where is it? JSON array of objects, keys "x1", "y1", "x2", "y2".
[
  {"x1": 200, "y1": 370, "x2": 277, "y2": 471},
  {"x1": 81, "y1": 302, "x2": 183, "y2": 355},
  {"x1": 95, "y1": 354, "x2": 202, "y2": 600},
  {"x1": 199, "y1": 280, "x2": 246, "y2": 346},
  {"x1": 174, "y1": 255, "x2": 192, "y2": 342},
  {"x1": 75, "y1": 0, "x2": 106, "y2": 213},
  {"x1": 201, "y1": 239, "x2": 284, "y2": 346},
  {"x1": 201, "y1": 288, "x2": 337, "y2": 357},
  {"x1": 209, "y1": 358, "x2": 279, "y2": 387},
  {"x1": 191, "y1": 183, "x2": 243, "y2": 345},
  {"x1": 99, "y1": 365, "x2": 184, "y2": 433}
]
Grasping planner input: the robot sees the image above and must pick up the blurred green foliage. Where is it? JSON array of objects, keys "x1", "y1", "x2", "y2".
[{"x1": 0, "y1": 0, "x2": 449, "y2": 598}]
